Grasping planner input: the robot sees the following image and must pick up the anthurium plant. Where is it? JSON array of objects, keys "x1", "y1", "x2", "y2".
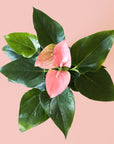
[{"x1": 0, "y1": 7, "x2": 114, "y2": 138}]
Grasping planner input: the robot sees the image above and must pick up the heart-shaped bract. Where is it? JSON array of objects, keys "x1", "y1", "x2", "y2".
[{"x1": 35, "y1": 40, "x2": 71, "y2": 98}]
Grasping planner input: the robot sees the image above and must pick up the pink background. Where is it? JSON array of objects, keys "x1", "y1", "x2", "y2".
[{"x1": 0, "y1": 0, "x2": 114, "y2": 143}]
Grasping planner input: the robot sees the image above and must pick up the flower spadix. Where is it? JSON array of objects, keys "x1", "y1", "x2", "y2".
[{"x1": 35, "y1": 40, "x2": 71, "y2": 98}]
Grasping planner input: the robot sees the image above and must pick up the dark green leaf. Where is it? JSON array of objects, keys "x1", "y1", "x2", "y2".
[
  {"x1": 76, "y1": 66, "x2": 114, "y2": 101},
  {"x1": 19, "y1": 88, "x2": 49, "y2": 132},
  {"x1": 69, "y1": 70, "x2": 79, "y2": 91},
  {"x1": 4, "y1": 33, "x2": 40, "y2": 58},
  {"x1": 2, "y1": 45, "x2": 39, "y2": 64},
  {"x1": 33, "y1": 7, "x2": 65, "y2": 48},
  {"x1": 26, "y1": 52, "x2": 39, "y2": 64},
  {"x1": 39, "y1": 87, "x2": 75, "y2": 138},
  {"x1": 0, "y1": 58, "x2": 44, "y2": 87},
  {"x1": 35, "y1": 72, "x2": 46, "y2": 91},
  {"x1": 35, "y1": 79, "x2": 45, "y2": 91},
  {"x1": 2, "y1": 45, "x2": 23, "y2": 60},
  {"x1": 71, "y1": 30, "x2": 114, "y2": 73}
]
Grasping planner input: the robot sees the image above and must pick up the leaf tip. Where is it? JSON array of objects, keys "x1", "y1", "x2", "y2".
[
  {"x1": 3, "y1": 35, "x2": 7, "y2": 38},
  {"x1": 2, "y1": 47, "x2": 5, "y2": 51},
  {"x1": 19, "y1": 122, "x2": 26, "y2": 133},
  {"x1": 33, "y1": 7, "x2": 38, "y2": 12},
  {"x1": 64, "y1": 133, "x2": 68, "y2": 139},
  {"x1": 33, "y1": 6, "x2": 36, "y2": 10},
  {"x1": 3, "y1": 35, "x2": 9, "y2": 41},
  {"x1": 0, "y1": 67, "x2": 2, "y2": 73}
]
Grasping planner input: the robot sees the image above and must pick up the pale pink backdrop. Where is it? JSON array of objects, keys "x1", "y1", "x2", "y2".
[{"x1": 0, "y1": 0, "x2": 114, "y2": 144}]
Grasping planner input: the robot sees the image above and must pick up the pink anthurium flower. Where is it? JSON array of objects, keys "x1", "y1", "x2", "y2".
[{"x1": 35, "y1": 39, "x2": 71, "y2": 98}]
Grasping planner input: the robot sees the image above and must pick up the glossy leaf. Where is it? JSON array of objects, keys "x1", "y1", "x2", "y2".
[
  {"x1": 0, "y1": 58, "x2": 44, "y2": 87},
  {"x1": 35, "y1": 78, "x2": 46, "y2": 91},
  {"x1": 69, "y1": 70, "x2": 79, "y2": 91},
  {"x1": 2, "y1": 45, "x2": 23, "y2": 60},
  {"x1": 2, "y1": 45, "x2": 38, "y2": 64},
  {"x1": 71, "y1": 30, "x2": 114, "y2": 73},
  {"x1": 35, "y1": 72, "x2": 46, "y2": 91},
  {"x1": 4, "y1": 33, "x2": 40, "y2": 58},
  {"x1": 33, "y1": 7, "x2": 65, "y2": 48},
  {"x1": 76, "y1": 67, "x2": 114, "y2": 101},
  {"x1": 19, "y1": 88, "x2": 49, "y2": 132},
  {"x1": 39, "y1": 87, "x2": 75, "y2": 138}
]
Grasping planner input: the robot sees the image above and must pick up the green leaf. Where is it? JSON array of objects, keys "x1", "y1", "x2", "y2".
[
  {"x1": 69, "y1": 70, "x2": 79, "y2": 91},
  {"x1": 4, "y1": 32, "x2": 40, "y2": 58},
  {"x1": 19, "y1": 88, "x2": 49, "y2": 132},
  {"x1": 33, "y1": 7, "x2": 65, "y2": 48},
  {"x1": 0, "y1": 58, "x2": 44, "y2": 87},
  {"x1": 35, "y1": 79, "x2": 45, "y2": 91},
  {"x1": 39, "y1": 88, "x2": 75, "y2": 138},
  {"x1": 2, "y1": 45, "x2": 23, "y2": 60},
  {"x1": 2, "y1": 45, "x2": 38, "y2": 64},
  {"x1": 35, "y1": 72, "x2": 46, "y2": 91},
  {"x1": 71, "y1": 30, "x2": 114, "y2": 73},
  {"x1": 76, "y1": 66, "x2": 114, "y2": 101}
]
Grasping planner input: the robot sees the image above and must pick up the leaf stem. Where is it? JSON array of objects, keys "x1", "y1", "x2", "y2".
[
  {"x1": 37, "y1": 50, "x2": 40, "y2": 54},
  {"x1": 44, "y1": 69, "x2": 48, "y2": 72},
  {"x1": 70, "y1": 66, "x2": 80, "y2": 73}
]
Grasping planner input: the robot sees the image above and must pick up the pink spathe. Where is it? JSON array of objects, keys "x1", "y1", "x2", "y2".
[
  {"x1": 46, "y1": 70, "x2": 71, "y2": 98},
  {"x1": 53, "y1": 40, "x2": 71, "y2": 68},
  {"x1": 35, "y1": 40, "x2": 71, "y2": 69},
  {"x1": 35, "y1": 39, "x2": 71, "y2": 98},
  {"x1": 35, "y1": 44, "x2": 56, "y2": 69}
]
